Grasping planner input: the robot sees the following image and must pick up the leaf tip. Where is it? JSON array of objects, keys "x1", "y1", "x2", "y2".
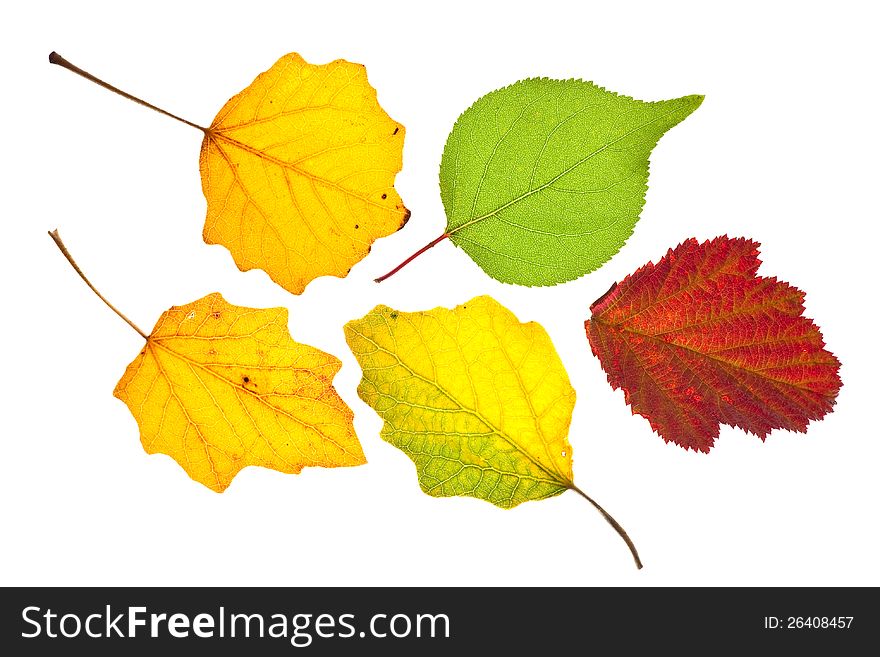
[
  {"x1": 678, "y1": 94, "x2": 705, "y2": 114},
  {"x1": 590, "y1": 281, "x2": 618, "y2": 311}
]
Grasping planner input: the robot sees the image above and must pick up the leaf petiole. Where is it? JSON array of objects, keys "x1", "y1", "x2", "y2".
[
  {"x1": 570, "y1": 484, "x2": 643, "y2": 569},
  {"x1": 49, "y1": 52, "x2": 207, "y2": 133},
  {"x1": 48, "y1": 230, "x2": 148, "y2": 340},
  {"x1": 374, "y1": 233, "x2": 449, "y2": 283}
]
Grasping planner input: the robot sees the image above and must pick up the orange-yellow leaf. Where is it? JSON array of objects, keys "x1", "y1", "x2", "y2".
[
  {"x1": 113, "y1": 293, "x2": 364, "y2": 491},
  {"x1": 199, "y1": 53, "x2": 409, "y2": 294}
]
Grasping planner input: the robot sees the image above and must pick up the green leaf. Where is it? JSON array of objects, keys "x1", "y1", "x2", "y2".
[
  {"x1": 344, "y1": 295, "x2": 643, "y2": 568},
  {"x1": 438, "y1": 79, "x2": 702, "y2": 286}
]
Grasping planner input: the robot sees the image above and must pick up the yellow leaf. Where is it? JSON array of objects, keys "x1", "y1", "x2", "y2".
[
  {"x1": 200, "y1": 53, "x2": 409, "y2": 294},
  {"x1": 49, "y1": 51, "x2": 408, "y2": 295},
  {"x1": 114, "y1": 292, "x2": 364, "y2": 492}
]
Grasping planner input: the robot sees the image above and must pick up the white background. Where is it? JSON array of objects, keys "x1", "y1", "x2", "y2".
[{"x1": 2, "y1": 0, "x2": 878, "y2": 587}]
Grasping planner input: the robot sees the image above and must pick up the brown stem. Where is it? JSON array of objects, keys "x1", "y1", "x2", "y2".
[
  {"x1": 49, "y1": 51, "x2": 207, "y2": 132},
  {"x1": 49, "y1": 230, "x2": 148, "y2": 340},
  {"x1": 374, "y1": 233, "x2": 450, "y2": 283},
  {"x1": 570, "y1": 484, "x2": 643, "y2": 569}
]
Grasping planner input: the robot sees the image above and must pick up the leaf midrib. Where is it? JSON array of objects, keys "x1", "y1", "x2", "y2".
[
  {"x1": 348, "y1": 325, "x2": 571, "y2": 488},
  {"x1": 147, "y1": 337, "x2": 354, "y2": 456},
  {"x1": 593, "y1": 318, "x2": 825, "y2": 446},
  {"x1": 447, "y1": 103, "x2": 687, "y2": 237},
  {"x1": 207, "y1": 131, "x2": 396, "y2": 213},
  {"x1": 593, "y1": 317, "x2": 834, "y2": 393}
]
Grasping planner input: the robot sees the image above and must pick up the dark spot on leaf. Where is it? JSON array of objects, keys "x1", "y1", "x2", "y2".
[
  {"x1": 393, "y1": 126, "x2": 399, "y2": 135},
  {"x1": 390, "y1": 311, "x2": 398, "y2": 319},
  {"x1": 355, "y1": 224, "x2": 359, "y2": 229},
  {"x1": 381, "y1": 193, "x2": 387, "y2": 200},
  {"x1": 243, "y1": 376, "x2": 250, "y2": 383},
  {"x1": 212, "y1": 312, "x2": 221, "y2": 319}
]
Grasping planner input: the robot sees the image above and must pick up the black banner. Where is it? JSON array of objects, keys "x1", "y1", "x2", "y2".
[{"x1": 0, "y1": 587, "x2": 873, "y2": 655}]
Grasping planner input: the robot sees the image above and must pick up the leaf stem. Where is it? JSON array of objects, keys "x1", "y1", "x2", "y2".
[
  {"x1": 48, "y1": 230, "x2": 148, "y2": 340},
  {"x1": 570, "y1": 484, "x2": 643, "y2": 569},
  {"x1": 374, "y1": 233, "x2": 450, "y2": 283},
  {"x1": 49, "y1": 51, "x2": 207, "y2": 133}
]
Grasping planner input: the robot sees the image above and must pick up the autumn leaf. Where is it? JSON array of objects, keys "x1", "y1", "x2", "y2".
[
  {"x1": 345, "y1": 295, "x2": 642, "y2": 568},
  {"x1": 49, "y1": 52, "x2": 408, "y2": 295},
  {"x1": 586, "y1": 236, "x2": 842, "y2": 452},
  {"x1": 376, "y1": 78, "x2": 701, "y2": 285},
  {"x1": 50, "y1": 230, "x2": 364, "y2": 492}
]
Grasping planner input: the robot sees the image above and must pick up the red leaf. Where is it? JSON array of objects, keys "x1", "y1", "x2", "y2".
[{"x1": 585, "y1": 236, "x2": 841, "y2": 452}]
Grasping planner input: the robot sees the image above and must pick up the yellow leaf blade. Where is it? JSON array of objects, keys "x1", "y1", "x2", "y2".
[
  {"x1": 114, "y1": 293, "x2": 364, "y2": 492},
  {"x1": 344, "y1": 296, "x2": 575, "y2": 508},
  {"x1": 200, "y1": 53, "x2": 408, "y2": 295}
]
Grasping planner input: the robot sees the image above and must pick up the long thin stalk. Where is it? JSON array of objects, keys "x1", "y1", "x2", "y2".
[
  {"x1": 49, "y1": 52, "x2": 207, "y2": 132},
  {"x1": 49, "y1": 230, "x2": 148, "y2": 340},
  {"x1": 570, "y1": 484, "x2": 643, "y2": 569},
  {"x1": 374, "y1": 233, "x2": 450, "y2": 283}
]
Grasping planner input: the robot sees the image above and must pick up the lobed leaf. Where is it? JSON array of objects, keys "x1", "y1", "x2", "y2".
[
  {"x1": 115, "y1": 293, "x2": 364, "y2": 491},
  {"x1": 585, "y1": 237, "x2": 842, "y2": 451}
]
